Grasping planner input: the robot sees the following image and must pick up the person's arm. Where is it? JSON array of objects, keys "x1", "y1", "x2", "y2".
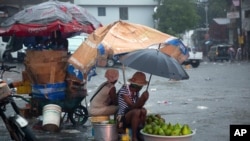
[
  {"x1": 123, "y1": 94, "x2": 134, "y2": 108},
  {"x1": 109, "y1": 87, "x2": 118, "y2": 105},
  {"x1": 123, "y1": 90, "x2": 149, "y2": 109},
  {"x1": 134, "y1": 90, "x2": 149, "y2": 108}
]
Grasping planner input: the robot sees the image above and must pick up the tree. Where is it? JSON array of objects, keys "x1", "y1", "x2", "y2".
[
  {"x1": 153, "y1": 0, "x2": 200, "y2": 36},
  {"x1": 196, "y1": 0, "x2": 229, "y2": 29}
]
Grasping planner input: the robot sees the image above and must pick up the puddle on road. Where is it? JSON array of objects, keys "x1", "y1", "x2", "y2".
[{"x1": 197, "y1": 106, "x2": 208, "y2": 110}]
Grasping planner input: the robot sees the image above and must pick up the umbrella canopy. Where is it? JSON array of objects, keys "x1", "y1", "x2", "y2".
[
  {"x1": 0, "y1": 0, "x2": 102, "y2": 37},
  {"x1": 119, "y1": 49, "x2": 189, "y2": 84},
  {"x1": 68, "y1": 20, "x2": 175, "y2": 73}
]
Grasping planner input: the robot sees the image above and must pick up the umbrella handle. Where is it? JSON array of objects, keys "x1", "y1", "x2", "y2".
[{"x1": 146, "y1": 74, "x2": 152, "y2": 90}]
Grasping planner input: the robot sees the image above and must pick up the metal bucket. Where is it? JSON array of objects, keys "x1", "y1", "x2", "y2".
[{"x1": 93, "y1": 123, "x2": 118, "y2": 141}]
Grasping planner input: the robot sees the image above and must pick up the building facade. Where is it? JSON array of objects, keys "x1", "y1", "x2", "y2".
[
  {"x1": 74, "y1": 0, "x2": 158, "y2": 27},
  {"x1": 242, "y1": 0, "x2": 250, "y2": 60}
]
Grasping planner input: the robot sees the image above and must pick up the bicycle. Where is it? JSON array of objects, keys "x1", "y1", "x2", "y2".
[{"x1": 0, "y1": 62, "x2": 37, "y2": 141}]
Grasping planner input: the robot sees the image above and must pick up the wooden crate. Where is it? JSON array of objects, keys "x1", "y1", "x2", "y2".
[
  {"x1": 25, "y1": 50, "x2": 68, "y2": 63},
  {"x1": 25, "y1": 61, "x2": 67, "y2": 84}
]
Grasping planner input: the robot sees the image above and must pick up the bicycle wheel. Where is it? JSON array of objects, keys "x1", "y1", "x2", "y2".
[
  {"x1": 68, "y1": 105, "x2": 88, "y2": 126},
  {"x1": 21, "y1": 126, "x2": 37, "y2": 141},
  {"x1": 8, "y1": 118, "x2": 37, "y2": 141}
]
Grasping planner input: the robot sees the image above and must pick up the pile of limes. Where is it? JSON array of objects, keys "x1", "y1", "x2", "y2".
[
  {"x1": 142, "y1": 114, "x2": 192, "y2": 136},
  {"x1": 108, "y1": 119, "x2": 116, "y2": 124}
]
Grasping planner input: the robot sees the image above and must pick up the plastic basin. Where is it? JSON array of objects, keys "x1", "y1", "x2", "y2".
[{"x1": 140, "y1": 129, "x2": 195, "y2": 141}]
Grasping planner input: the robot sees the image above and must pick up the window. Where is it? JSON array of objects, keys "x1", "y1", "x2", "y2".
[
  {"x1": 119, "y1": 7, "x2": 128, "y2": 20},
  {"x1": 98, "y1": 7, "x2": 106, "y2": 16}
]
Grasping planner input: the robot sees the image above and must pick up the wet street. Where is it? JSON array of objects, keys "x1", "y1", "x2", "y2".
[{"x1": 0, "y1": 60, "x2": 250, "y2": 141}]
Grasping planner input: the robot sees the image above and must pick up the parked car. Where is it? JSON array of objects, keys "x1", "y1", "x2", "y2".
[
  {"x1": 106, "y1": 53, "x2": 128, "y2": 67},
  {"x1": 67, "y1": 33, "x2": 89, "y2": 54},
  {"x1": 207, "y1": 44, "x2": 231, "y2": 62},
  {"x1": 0, "y1": 36, "x2": 26, "y2": 62},
  {"x1": 182, "y1": 47, "x2": 203, "y2": 68}
]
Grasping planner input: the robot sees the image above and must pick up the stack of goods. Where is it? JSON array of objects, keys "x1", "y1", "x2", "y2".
[
  {"x1": 65, "y1": 64, "x2": 87, "y2": 99},
  {"x1": 160, "y1": 38, "x2": 189, "y2": 64},
  {"x1": 24, "y1": 50, "x2": 68, "y2": 100}
]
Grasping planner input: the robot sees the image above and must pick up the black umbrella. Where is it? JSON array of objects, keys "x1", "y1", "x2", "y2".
[{"x1": 119, "y1": 49, "x2": 189, "y2": 89}]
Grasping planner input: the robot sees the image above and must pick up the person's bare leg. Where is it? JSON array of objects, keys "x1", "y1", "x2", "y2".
[
  {"x1": 140, "y1": 108, "x2": 147, "y2": 126},
  {"x1": 125, "y1": 109, "x2": 140, "y2": 141}
]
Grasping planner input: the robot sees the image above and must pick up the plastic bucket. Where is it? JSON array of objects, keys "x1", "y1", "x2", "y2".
[
  {"x1": 93, "y1": 123, "x2": 118, "y2": 141},
  {"x1": 42, "y1": 104, "x2": 62, "y2": 132}
]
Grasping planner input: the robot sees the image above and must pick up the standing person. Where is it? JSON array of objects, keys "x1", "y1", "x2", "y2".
[
  {"x1": 236, "y1": 47, "x2": 242, "y2": 61},
  {"x1": 89, "y1": 69, "x2": 119, "y2": 117},
  {"x1": 228, "y1": 46, "x2": 235, "y2": 63},
  {"x1": 117, "y1": 71, "x2": 149, "y2": 141}
]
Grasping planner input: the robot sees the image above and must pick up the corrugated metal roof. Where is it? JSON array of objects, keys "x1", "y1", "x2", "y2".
[{"x1": 213, "y1": 18, "x2": 230, "y2": 25}]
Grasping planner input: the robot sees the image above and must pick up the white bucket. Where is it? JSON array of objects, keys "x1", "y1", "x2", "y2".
[{"x1": 42, "y1": 104, "x2": 62, "y2": 132}]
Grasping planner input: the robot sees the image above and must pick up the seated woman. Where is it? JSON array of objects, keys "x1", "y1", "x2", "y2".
[
  {"x1": 89, "y1": 69, "x2": 119, "y2": 117},
  {"x1": 117, "y1": 71, "x2": 149, "y2": 141}
]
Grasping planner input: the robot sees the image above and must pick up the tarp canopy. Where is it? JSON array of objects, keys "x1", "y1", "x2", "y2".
[{"x1": 68, "y1": 20, "x2": 175, "y2": 73}]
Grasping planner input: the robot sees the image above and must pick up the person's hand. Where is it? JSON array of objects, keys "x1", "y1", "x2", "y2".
[
  {"x1": 134, "y1": 90, "x2": 149, "y2": 108},
  {"x1": 141, "y1": 90, "x2": 149, "y2": 101}
]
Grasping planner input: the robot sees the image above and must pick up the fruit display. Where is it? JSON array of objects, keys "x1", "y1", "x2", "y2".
[
  {"x1": 142, "y1": 114, "x2": 192, "y2": 136},
  {"x1": 108, "y1": 119, "x2": 116, "y2": 124}
]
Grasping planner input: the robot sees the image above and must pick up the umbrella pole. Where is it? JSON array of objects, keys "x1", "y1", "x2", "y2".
[
  {"x1": 146, "y1": 74, "x2": 152, "y2": 90},
  {"x1": 158, "y1": 43, "x2": 161, "y2": 49},
  {"x1": 122, "y1": 65, "x2": 126, "y2": 85}
]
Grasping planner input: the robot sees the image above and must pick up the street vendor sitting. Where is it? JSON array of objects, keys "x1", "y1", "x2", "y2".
[
  {"x1": 89, "y1": 69, "x2": 119, "y2": 117},
  {"x1": 117, "y1": 71, "x2": 149, "y2": 141}
]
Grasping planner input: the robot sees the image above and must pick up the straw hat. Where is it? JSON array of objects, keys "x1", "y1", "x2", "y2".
[
  {"x1": 105, "y1": 69, "x2": 119, "y2": 83},
  {"x1": 128, "y1": 71, "x2": 148, "y2": 86}
]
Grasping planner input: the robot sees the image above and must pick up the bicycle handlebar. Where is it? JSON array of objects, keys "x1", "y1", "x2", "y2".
[
  {"x1": 8, "y1": 66, "x2": 16, "y2": 69},
  {"x1": 0, "y1": 63, "x2": 19, "y2": 79},
  {"x1": 0, "y1": 65, "x2": 17, "y2": 72}
]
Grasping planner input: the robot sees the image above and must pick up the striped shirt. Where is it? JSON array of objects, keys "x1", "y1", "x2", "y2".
[{"x1": 117, "y1": 85, "x2": 138, "y2": 115}]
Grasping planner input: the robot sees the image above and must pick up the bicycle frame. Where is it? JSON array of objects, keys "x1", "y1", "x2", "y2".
[{"x1": 0, "y1": 62, "x2": 37, "y2": 141}]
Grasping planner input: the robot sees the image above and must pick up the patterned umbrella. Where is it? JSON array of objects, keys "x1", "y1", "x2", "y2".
[{"x1": 0, "y1": 0, "x2": 101, "y2": 37}]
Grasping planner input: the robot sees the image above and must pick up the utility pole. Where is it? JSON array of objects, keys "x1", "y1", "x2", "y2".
[
  {"x1": 204, "y1": 2, "x2": 209, "y2": 33},
  {"x1": 238, "y1": 0, "x2": 244, "y2": 60}
]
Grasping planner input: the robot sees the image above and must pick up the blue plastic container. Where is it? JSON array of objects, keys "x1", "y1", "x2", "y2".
[
  {"x1": 32, "y1": 82, "x2": 66, "y2": 100},
  {"x1": 32, "y1": 82, "x2": 66, "y2": 94},
  {"x1": 32, "y1": 91, "x2": 65, "y2": 100}
]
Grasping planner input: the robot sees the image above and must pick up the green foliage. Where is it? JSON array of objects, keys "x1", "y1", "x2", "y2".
[
  {"x1": 154, "y1": 0, "x2": 229, "y2": 35},
  {"x1": 196, "y1": 0, "x2": 229, "y2": 28},
  {"x1": 154, "y1": 0, "x2": 200, "y2": 36}
]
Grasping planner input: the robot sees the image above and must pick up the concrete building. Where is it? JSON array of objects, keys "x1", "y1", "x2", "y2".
[
  {"x1": 74, "y1": 0, "x2": 158, "y2": 27},
  {"x1": 1, "y1": 0, "x2": 158, "y2": 27},
  {"x1": 242, "y1": 0, "x2": 250, "y2": 60}
]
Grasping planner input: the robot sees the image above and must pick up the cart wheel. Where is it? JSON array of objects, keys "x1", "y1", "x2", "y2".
[{"x1": 68, "y1": 105, "x2": 88, "y2": 126}]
